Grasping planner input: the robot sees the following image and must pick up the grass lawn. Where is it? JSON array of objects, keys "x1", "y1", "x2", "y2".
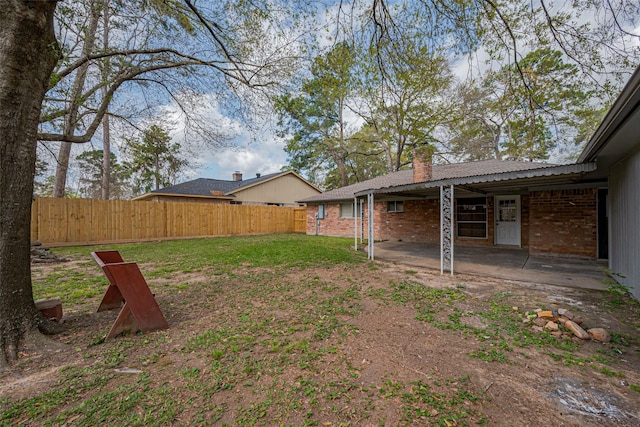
[
  {"x1": 3, "y1": 234, "x2": 640, "y2": 426},
  {"x1": 30, "y1": 234, "x2": 364, "y2": 306}
]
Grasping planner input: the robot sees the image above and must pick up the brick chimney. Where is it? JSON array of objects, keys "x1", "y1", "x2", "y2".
[
  {"x1": 232, "y1": 171, "x2": 243, "y2": 181},
  {"x1": 412, "y1": 146, "x2": 433, "y2": 183}
]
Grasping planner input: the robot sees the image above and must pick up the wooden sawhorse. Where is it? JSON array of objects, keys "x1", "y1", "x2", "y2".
[{"x1": 92, "y1": 250, "x2": 169, "y2": 339}]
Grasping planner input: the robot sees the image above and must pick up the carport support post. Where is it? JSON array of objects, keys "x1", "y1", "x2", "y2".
[
  {"x1": 440, "y1": 185, "x2": 454, "y2": 275},
  {"x1": 354, "y1": 197, "x2": 358, "y2": 251},
  {"x1": 360, "y1": 199, "x2": 365, "y2": 244},
  {"x1": 367, "y1": 192, "x2": 374, "y2": 260}
]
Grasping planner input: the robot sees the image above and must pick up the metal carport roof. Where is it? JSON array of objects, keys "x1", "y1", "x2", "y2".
[{"x1": 354, "y1": 162, "x2": 599, "y2": 199}]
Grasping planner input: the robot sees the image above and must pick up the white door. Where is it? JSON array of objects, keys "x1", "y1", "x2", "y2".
[{"x1": 495, "y1": 195, "x2": 521, "y2": 246}]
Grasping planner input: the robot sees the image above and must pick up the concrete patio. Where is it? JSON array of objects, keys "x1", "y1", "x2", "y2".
[{"x1": 370, "y1": 241, "x2": 609, "y2": 290}]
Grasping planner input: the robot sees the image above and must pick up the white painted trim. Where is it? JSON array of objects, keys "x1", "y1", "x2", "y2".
[{"x1": 367, "y1": 193, "x2": 375, "y2": 260}]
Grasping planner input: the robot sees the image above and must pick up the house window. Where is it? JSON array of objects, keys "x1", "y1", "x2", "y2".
[
  {"x1": 340, "y1": 202, "x2": 354, "y2": 218},
  {"x1": 456, "y1": 197, "x2": 487, "y2": 238},
  {"x1": 317, "y1": 204, "x2": 325, "y2": 219},
  {"x1": 387, "y1": 201, "x2": 404, "y2": 212},
  {"x1": 230, "y1": 201, "x2": 242, "y2": 205}
]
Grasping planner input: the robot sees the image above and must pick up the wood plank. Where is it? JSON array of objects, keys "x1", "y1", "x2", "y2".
[{"x1": 103, "y1": 262, "x2": 169, "y2": 337}]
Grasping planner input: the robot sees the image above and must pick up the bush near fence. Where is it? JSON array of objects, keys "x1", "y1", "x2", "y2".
[{"x1": 31, "y1": 197, "x2": 307, "y2": 246}]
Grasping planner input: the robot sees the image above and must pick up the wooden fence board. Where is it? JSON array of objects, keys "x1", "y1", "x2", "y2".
[
  {"x1": 30, "y1": 197, "x2": 305, "y2": 246},
  {"x1": 294, "y1": 208, "x2": 306, "y2": 233}
]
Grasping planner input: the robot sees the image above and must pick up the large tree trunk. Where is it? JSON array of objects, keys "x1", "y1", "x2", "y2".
[
  {"x1": 0, "y1": 0, "x2": 60, "y2": 368},
  {"x1": 101, "y1": 0, "x2": 111, "y2": 200},
  {"x1": 53, "y1": 141, "x2": 72, "y2": 197},
  {"x1": 53, "y1": 1, "x2": 101, "y2": 198},
  {"x1": 101, "y1": 112, "x2": 111, "y2": 199}
]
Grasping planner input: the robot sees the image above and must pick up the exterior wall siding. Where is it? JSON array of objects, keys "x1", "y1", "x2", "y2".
[
  {"x1": 528, "y1": 189, "x2": 597, "y2": 258},
  {"x1": 608, "y1": 145, "x2": 640, "y2": 300},
  {"x1": 233, "y1": 174, "x2": 320, "y2": 206}
]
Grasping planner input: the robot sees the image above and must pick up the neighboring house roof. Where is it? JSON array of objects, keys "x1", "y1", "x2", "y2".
[
  {"x1": 150, "y1": 171, "x2": 282, "y2": 197},
  {"x1": 132, "y1": 170, "x2": 321, "y2": 201},
  {"x1": 299, "y1": 159, "x2": 575, "y2": 203}
]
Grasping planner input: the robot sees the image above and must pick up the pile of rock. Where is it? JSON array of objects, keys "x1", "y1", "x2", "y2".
[
  {"x1": 31, "y1": 245, "x2": 70, "y2": 263},
  {"x1": 519, "y1": 307, "x2": 611, "y2": 342}
]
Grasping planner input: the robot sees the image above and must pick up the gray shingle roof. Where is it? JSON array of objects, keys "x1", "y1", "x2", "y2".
[
  {"x1": 152, "y1": 172, "x2": 283, "y2": 196},
  {"x1": 299, "y1": 159, "x2": 558, "y2": 203}
]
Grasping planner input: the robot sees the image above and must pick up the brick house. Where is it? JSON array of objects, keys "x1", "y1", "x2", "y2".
[
  {"x1": 299, "y1": 64, "x2": 640, "y2": 299},
  {"x1": 299, "y1": 157, "x2": 601, "y2": 258}
]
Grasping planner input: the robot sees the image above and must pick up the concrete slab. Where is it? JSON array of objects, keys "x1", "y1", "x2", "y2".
[{"x1": 370, "y1": 241, "x2": 609, "y2": 291}]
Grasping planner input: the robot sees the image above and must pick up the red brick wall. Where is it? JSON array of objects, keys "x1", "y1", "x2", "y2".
[
  {"x1": 308, "y1": 199, "x2": 486, "y2": 245},
  {"x1": 529, "y1": 189, "x2": 597, "y2": 258},
  {"x1": 378, "y1": 199, "x2": 440, "y2": 242},
  {"x1": 412, "y1": 148, "x2": 433, "y2": 183},
  {"x1": 306, "y1": 190, "x2": 597, "y2": 258},
  {"x1": 306, "y1": 203, "x2": 376, "y2": 238},
  {"x1": 307, "y1": 199, "x2": 494, "y2": 245},
  {"x1": 521, "y1": 195, "x2": 529, "y2": 248}
]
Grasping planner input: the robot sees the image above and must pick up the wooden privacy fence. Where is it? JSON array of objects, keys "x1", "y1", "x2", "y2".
[
  {"x1": 31, "y1": 197, "x2": 308, "y2": 246},
  {"x1": 293, "y1": 207, "x2": 306, "y2": 233}
]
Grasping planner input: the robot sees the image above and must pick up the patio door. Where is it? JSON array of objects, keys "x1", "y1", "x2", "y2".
[{"x1": 495, "y1": 196, "x2": 521, "y2": 246}]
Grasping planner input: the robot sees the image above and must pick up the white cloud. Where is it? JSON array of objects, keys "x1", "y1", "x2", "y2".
[
  {"x1": 148, "y1": 93, "x2": 287, "y2": 181},
  {"x1": 195, "y1": 127, "x2": 288, "y2": 180}
]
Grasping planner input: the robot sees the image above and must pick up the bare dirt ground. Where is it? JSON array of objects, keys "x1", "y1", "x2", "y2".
[{"x1": 2, "y1": 259, "x2": 640, "y2": 426}]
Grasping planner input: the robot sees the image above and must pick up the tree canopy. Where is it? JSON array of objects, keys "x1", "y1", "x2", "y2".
[
  {"x1": 275, "y1": 42, "x2": 359, "y2": 188},
  {"x1": 125, "y1": 125, "x2": 188, "y2": 194},
  {"x1": 41, "y1": 0, "x2": 314, "y2": 197},
  {"x1": 273, "y1": 0, "x2": 638, "y2": 187},
  {"x1": 445, "y1": 48, "x2": 601, "y2": 161},
  {"x1": 76, "y1": 149, "x2": 131, "y2": 199}
]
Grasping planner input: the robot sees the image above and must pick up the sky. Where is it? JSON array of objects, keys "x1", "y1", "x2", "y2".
[
  {"x1": 189, "y1": 128, "x2": 288, "y2": 182},
  {"x1": 158, "y1": 96, "x2": 290, "y2": 182},
  {"x1": 49, "y1": 0, "x2": 640, "y2": 192}
]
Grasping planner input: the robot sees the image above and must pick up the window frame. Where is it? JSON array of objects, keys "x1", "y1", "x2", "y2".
[
  {"x1": 339, "y1": 202, "x2": 354, "y2": 218},
  {"x1": 456, "y1": 197, "x2": 487, "y2": 239},
  {"x1": 317, "y1": 204, "x2": 325, "y2": 219},
  {"x1": 387, "y1": 200, "x2": 404, "y2": 213}
]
